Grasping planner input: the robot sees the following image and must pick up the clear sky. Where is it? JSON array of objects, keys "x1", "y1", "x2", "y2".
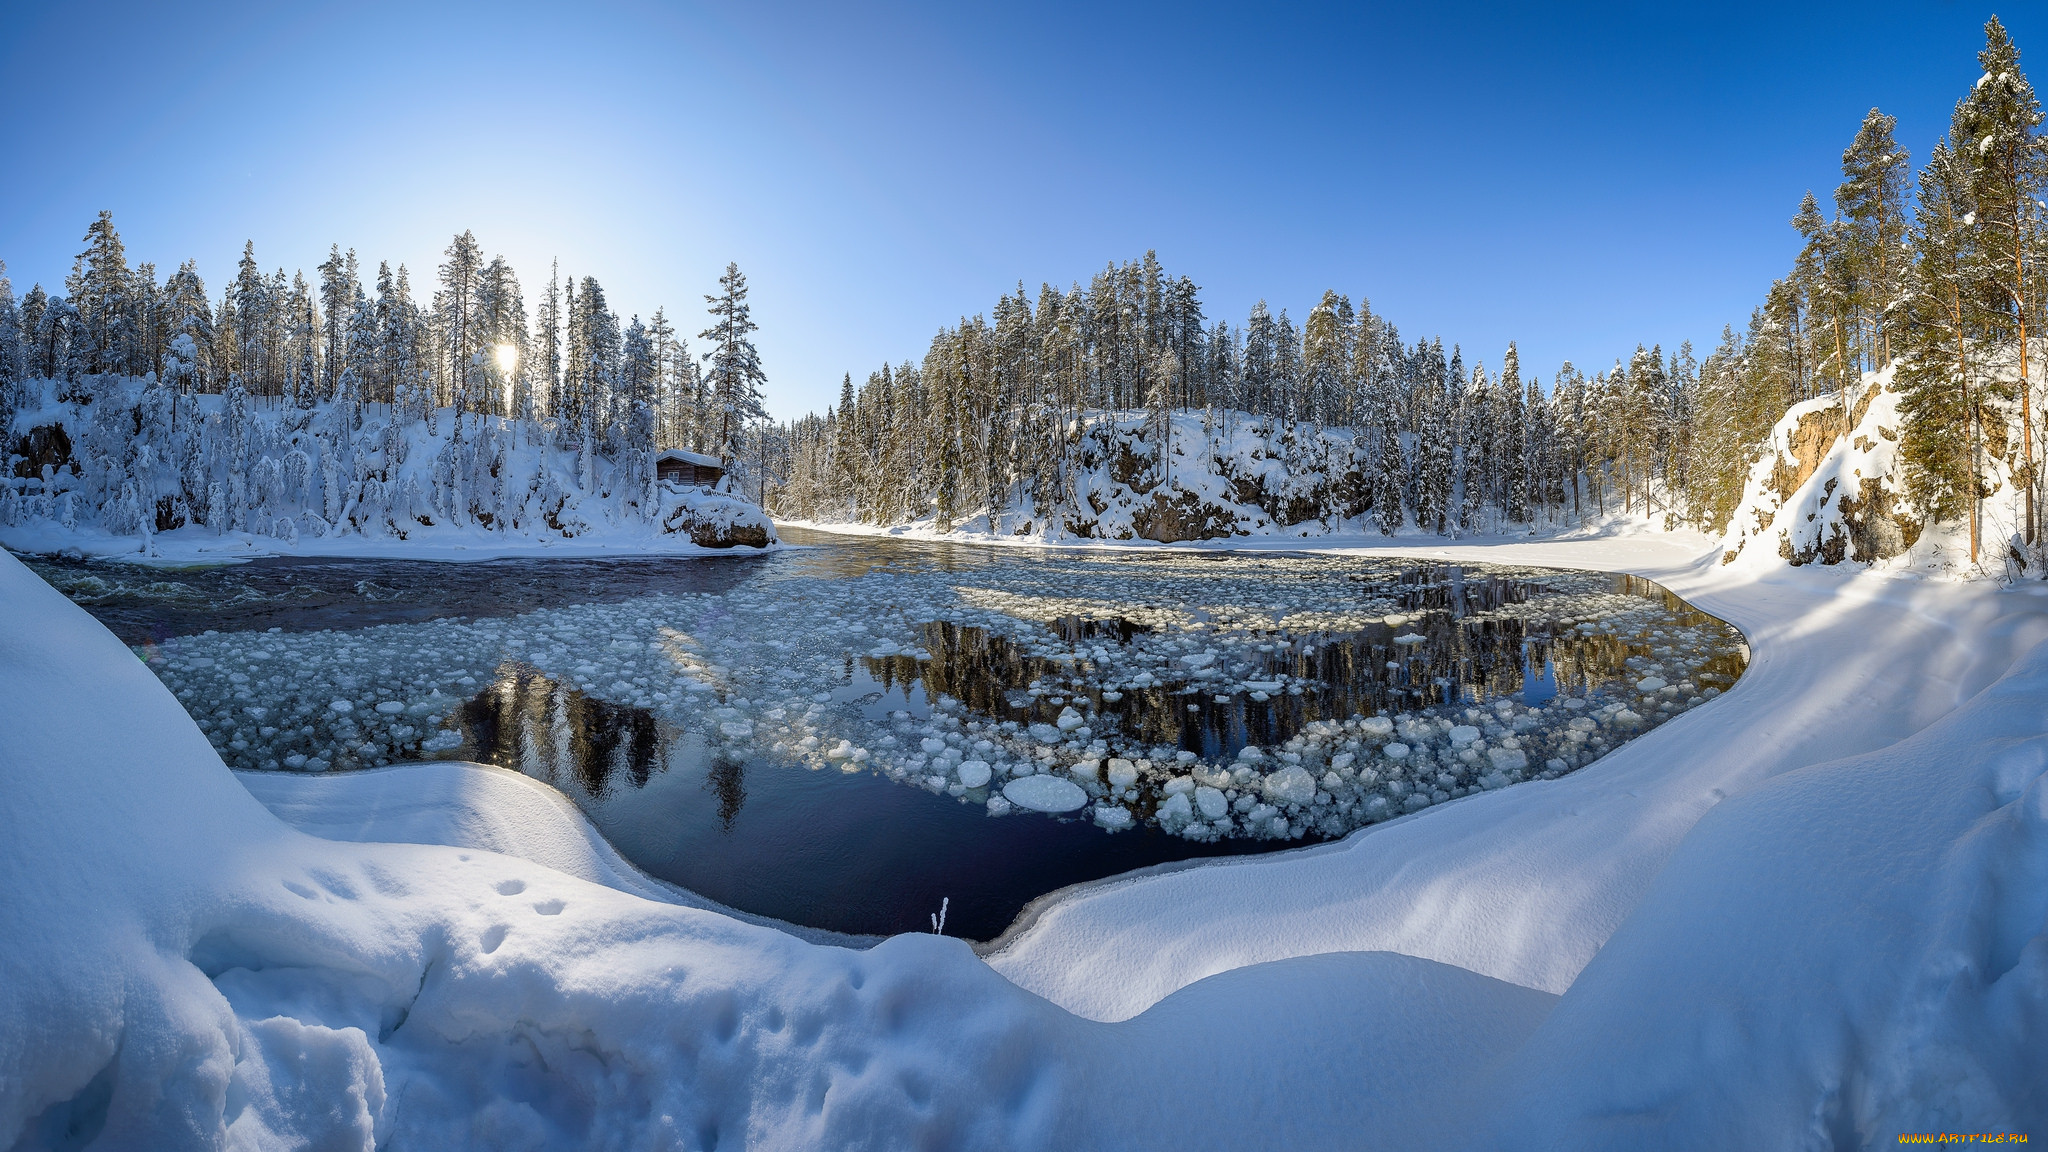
[{"x1": 1, "y1": 1, "x2": 2039, "y2": 419}]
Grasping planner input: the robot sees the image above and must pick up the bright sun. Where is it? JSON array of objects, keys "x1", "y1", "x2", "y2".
[{"x1": 494, "y1": 344, "x2": 519, "y2": 373}]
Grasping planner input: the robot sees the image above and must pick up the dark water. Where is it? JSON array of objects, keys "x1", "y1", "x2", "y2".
[
  {"x1": 450, "y1": 662, "x2": 1294, "y2": 939},
  {"x1": 16, "y1": 531, "x2": 1744, "y2": 941},
  {"x1": 16, "y1": 539, "x2": 954, "y2": 645}
]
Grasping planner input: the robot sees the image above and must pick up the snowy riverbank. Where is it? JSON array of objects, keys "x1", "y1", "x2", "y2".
[{"x1": 2, "y1": 530, "x2": 2044, "y2": 1145}]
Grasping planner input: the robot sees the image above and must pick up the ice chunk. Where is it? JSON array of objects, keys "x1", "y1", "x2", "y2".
[
  {"x1": 1106, "y1": 758, "x2": 1139, "y2": 788},
  {"x1": 956, "y1": 760, "x2": 992, "y2": 788},
  {"x1": 1486, "y1": 747, "x2": 1528, "y2": 773},
  {"x1": 1162, "y1": 776, "x2": 1195, "y2": 795},
  {"x1": 1093, "y1": 805, "x2": 1134, "y2": 830},
  {"x1": 1262, "y1": 765, "x2": 1316, "y2": 806},
  {"x1": 1636, "y1": 676, "x2": 1668, "y2": 693},
  {"x1": 1384, "y1": 742, "x2": 1410, "y2": 759},
  {"x1": 1449, "y1": 725, "x2": 1481, "y2": 746},
  {"x1": 1195, "y1": 785, "x2": 1228, "y2": 820},
  {"x1": 1155, "y1": 791, "x2": 1192, "y2": 824},
  {"x1": 1055, "y1": 706, "x2": 1085, "y2": 732},
  {"x1": 1003, "y1": 774, "x2": 1088, "y2": 813},
  {"x1": 328, "y1": 699, "x2": 353, "y2": 713},
  {"x1": 1358, "y1": 716, "x2": 1395, "y2": 738},
  {"x1": 374, "y1": 700, "x2": 405, "y2": 715},
  {"x1": 1069, "y1": 759, "x2": 1101, "y2": 783},
  {"x1": 1181, "y1": 652, "x2": 1216, "y2": 668},
  {"x1": 1392, "y1": 633, "x2": 1426, "y2": 646}
]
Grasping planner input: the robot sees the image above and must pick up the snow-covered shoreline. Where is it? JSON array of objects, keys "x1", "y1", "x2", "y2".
[
  {"x1": 0, "y1": 521, "x2": 783, "y2": 566},
  {"x1": 3, "y1": 528, "x2": 2044, "y2": 1145}
]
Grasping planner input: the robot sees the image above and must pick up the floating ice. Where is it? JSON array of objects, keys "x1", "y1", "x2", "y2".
[
  {"x1": 1261, "y1": 765, "x2": 1316, "y2": 806},
  {"x1": 1003, "y1": 774, "x2": 1088, "y2": 813},
  {"x1": 137, "y1": 548, "x2": 1745, "y2": 845}
]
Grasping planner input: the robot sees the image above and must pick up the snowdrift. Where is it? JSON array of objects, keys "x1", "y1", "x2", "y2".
[{"x1": 0, "y1": 375, "x2": 774, "y2": 559}]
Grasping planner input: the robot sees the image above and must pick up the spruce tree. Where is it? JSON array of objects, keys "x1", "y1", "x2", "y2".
[
  {"x1": 0, "y1": 262, "x2": 22, "y2": 421},
  {"x1": 1501, "y1": 344, "x2": 1528, "y2": 523}
]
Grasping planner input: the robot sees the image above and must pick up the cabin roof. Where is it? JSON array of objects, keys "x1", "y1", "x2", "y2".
[{"x1": 656, "y1": 449, "x2": 723, "y2": 469}]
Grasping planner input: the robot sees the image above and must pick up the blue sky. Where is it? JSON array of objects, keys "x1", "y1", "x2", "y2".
[{"x1": 1, "y1": 1, "x2": 2038, "y2": 419}]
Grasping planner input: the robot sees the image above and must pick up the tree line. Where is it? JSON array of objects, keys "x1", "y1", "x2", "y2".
[
  {"x1": 0, "y1": 223, "x2": 769, "y2": 477},
  {"x1": 771, "y1": 17, "x2": 2048, "y2": 560},
  {"x1": 770, "y1": 257, "x2": 1698, "y2": 536}
]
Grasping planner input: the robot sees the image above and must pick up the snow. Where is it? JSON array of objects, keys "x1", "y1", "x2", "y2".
[
  {"x1": 4, "y1": 524, "x2": 2047, "y2": 1144},
  {"x1": 0, "y1": 376, "x2": 777, "y2": 563}
]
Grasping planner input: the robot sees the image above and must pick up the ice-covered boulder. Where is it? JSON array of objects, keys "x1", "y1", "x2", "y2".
[{"x1": 659, "y1": 486, "x2": 776, "y2": 548}]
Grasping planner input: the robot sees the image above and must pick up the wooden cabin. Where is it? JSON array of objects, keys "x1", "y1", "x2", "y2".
[{"x1": 656, "y1": 449, "x2": 724, "y2": 489}]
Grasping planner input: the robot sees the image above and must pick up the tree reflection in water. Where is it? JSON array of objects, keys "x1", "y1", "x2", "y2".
[{"x1": 456, "y1": 662, "x2": 668, "y2": 798}]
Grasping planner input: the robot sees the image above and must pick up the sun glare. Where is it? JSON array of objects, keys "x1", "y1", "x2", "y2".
[{"x1": 494, "y1": 344, "x2": 519, "y2": 373}]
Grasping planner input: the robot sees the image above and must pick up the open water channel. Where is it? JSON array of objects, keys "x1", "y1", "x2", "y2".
[{"x1": 19, "y1": 528, "x2": 1747, "y2": 940}]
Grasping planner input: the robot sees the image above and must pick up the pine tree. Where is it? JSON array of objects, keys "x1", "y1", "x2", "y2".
[
  {"x1": 437, "y1": 231, "x2": 484, "y2": 433},
  {"x1": 1899, "y1": 138, "x2": 1993, "y2": 561},
  {"x1": 700, "y1": 262, "x2": 767, "y2": 470},
  {"x1": 316, "y1": 246, "x2": 352, "y2": 397},
  {"x1": 1953, "y1": 15, "x2": 2046, "y2": 540},
  {"x1": 68, "y1": 211, "x2": 132, "y2": 376},
  {"x1": 1834, "y1": 110, "x2": 1912, "y2": 368}
]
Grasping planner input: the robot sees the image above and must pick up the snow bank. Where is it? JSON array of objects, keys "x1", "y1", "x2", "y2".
[
  {"x1": 1486, "y1": 617, "x2": 2048, "y2": 1142},
  {"x1": 0, "y1": 548, "x2": 1041, "y2": 1148},
  {"x1": 0, "y1": 546, "x2": 1556, "y2": 1148},
  {"x1": 7, "y1": 527, "x2": 2046, "y2": 1145}
]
